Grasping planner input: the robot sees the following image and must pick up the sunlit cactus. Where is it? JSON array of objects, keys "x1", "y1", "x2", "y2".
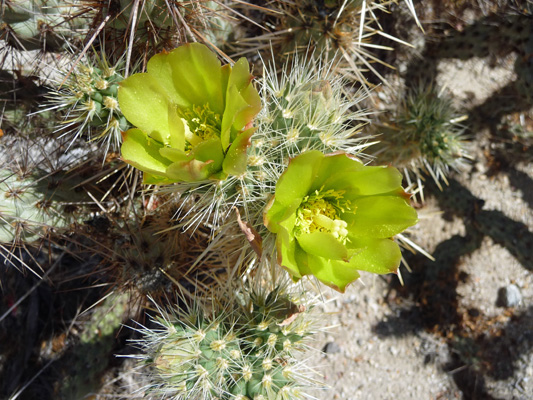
[
  {"x1": 235, "y1": 0, "x2": 418, "y2": 89},
  {"x1": 0, "y1": 136, "x2": 95, "y2": 245},
  {"x1": 372, "y1": 83, "x2": 471, "y2": 200},
  {"x1": 0, "y1": 167, "x2": 72, "y2": 243},
  {"x1": 45, "y1": 54, "x2": 130, "y2": 154},
  {"x1": 0, "y1": 0, "x2": 442, "y2": 397},
  {"x1": 130, "y1": 283, "x2": 319, "y2": 399},
  {"x1": 176, "y1": 54, "x2": 373, "y2": 234}
]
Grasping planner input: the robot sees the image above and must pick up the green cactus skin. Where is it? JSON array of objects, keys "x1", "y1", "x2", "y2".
[
  {"x1": 47, "y1": 57, "x2": 129, "y2": 154},
  {"x1": 0, "y1": 167, "x2": 81, "y2": 243},
  {"x1": 229, "y1": 287, "x2": 316, "y2": 399},
  {"x1": 58, "y1": 292, "x2": 130, "y2": 400},
  {"x1": 132, "y1": 285, "x2": 318, "y2": 399},
  {"x1": 0, "y1": 0, "x2": 87, "y2": 51},
  {"x1": 373, "y1": 83, "x2": 470, "y2": 200},
  {"x1": 175, "y1": 54, "x2": 371, "y2": 234}
]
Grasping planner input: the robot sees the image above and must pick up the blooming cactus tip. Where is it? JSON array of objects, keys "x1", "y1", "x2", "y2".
[
  {"x1": 264, "y1": 150, "x2": 418, "y2": 292},
  {"x1": 118, "y1": 43, "x2": 261, "y2": 184}
]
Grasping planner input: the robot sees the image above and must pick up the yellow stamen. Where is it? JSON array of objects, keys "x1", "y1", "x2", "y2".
[{"x1": 295, "y1": 188, "x2": 351, "y2": 243}]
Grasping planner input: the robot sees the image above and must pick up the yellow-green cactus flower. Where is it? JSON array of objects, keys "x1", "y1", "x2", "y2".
[
  {"x1": 119, "y1": 43, "x2": 261, "y2": 184},
  {"x1": 264, "y1": 151, "x2": 418, "y2": 292}
]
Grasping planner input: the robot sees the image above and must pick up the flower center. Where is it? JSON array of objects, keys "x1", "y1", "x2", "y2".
[
  {"x1": 178, "y1": 104, "x2": 221, "y2": 148},
  {"x1": 295, "y1": 188, "x2": 351, "y2": 243}
]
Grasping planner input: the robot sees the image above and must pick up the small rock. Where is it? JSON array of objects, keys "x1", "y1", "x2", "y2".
[
  {"x1": 342, "y1": 294, "x2": 357, "y2": 304},
  {"x1": 323, "y1": 341, "x2": 341, "y2": 354},
  {"x1": 496, "y1": 284, "x2": 522, "y2": 307},
  {"x1": 475, "y1": 162, "x2": 486, "y2": 173},
  {"x1": 389, "y1": 346, "x2": 399, "y2": 356}
]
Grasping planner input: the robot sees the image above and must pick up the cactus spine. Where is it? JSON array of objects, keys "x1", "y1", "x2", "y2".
[{"x1": 133, "y1": 285, "x2": 318, "y2": 399}]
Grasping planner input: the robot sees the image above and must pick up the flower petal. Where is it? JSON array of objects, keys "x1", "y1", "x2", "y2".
[
  {"x1": 165, "y1": 158, "x2": 214, "y2": 182},
  {"x1": 158, "y1": 147, "x2": 189, "y2": 163},
  {"x1": 276, "y1": 229, "x2": 302, "y2": 279},
  {"x1": 346, "y1": 238, "x2": 402, "y2": 275},
  {"x1": 221, "y1": 84, "x2": 251, "y2": 149},
  {"x1": 142, "y1": 172, "x2": 175, "y2": 185},
  {"x1": 222, "y1": 128, "x2": 255, "y2": 176},
  {"x1": 345, "y1": 196, "x2": 418, "y2": 239},
  {"x1": 192, "y1": 138, "x2": 225, "y2": 166},
  {"x1": 305, "y1": 255, "x2": 361, "y2": 293},
  {"x1": 118, "y1": 74, "x2": 171, "y2": 144},
  {"x1": 164, "y1": 138, "x2": 225, "y2": 182},
  {"x1": 296, "y1": 232, "x2": 348, "y2": 260},
  {"x1": 166, "y1": 43, "x2": 225, "y2": 114},
  {"x1": 121, "y1": 128, "x2": 170, "y2": 175},
  {"x1": 168, "y1": 103, "x2": 186, "y2": 150},
  {"x1": 342, "y1": 166, "x2": 405, "y2": 198},
  {"x1": 315, "y1": 155, "x2": 404, "y2": 197},
  {"x1": 220, "y1": 57, "x2": 261, "y2": 146},
  {"x1": 146, "y1": 50, "x2": 190, "y2": 107},
  {"x1": 309, "y1": 153, "x2": 363, "y2": 192},
  {"x1": 264, "y1": 197, "x2": 299, "y2": 234},
  {"x1": 275, "y1": 150, "x2": 322, "y2": 206}
]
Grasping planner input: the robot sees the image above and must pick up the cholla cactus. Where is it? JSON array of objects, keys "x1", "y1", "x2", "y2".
[
  {"x1": 86, "y1": 0, "x2": 239, "y2": 72},
  {"x1": 114, "y1": 44, "x2": 376, "y2": 244},
  {"x1": 175, "y1": 54, "x2": 374, "y2": 232},
  {"x1": 372, "y1": 83, "x2": 471, "y2": 200},
  {"x1": 0, "y1": 0, "x2": 88, "y2": 51},
  {"x1": 58, "y1": 292, "x2": 130, "y2": 399},
  {"x1": 0, "y1": 167, "x2": 74, "y2": 243},
  {"x1": 0, "y1": 148, "x2": 95, "y2": 245},
  {"x1": 131, "y1": 283, "x2": 319, "y2": 399},
  {"x1": 235, "y1": 0, "x2": 418, "y2": 89},
  {"x1": 111, "y1": 199, "x2": 243, "y2": 297},
  {"x1": 46, "y1": 55, "x2": 130, "y2": 155}
]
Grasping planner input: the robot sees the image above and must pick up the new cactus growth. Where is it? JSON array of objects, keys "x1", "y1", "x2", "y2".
[
  {"x1": 47, "y1": 55, "x2": 129, "y2": 154},
  {"x1": 373, "y1": 84, "x2": 471, "y2": 199},
  {"x1": 132, "y1": 284, "x2": 318, "y2": 399}
]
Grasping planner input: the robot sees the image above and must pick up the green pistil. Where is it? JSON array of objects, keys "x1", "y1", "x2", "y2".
[{"x1": 295, "y1": 188, "x2": 351, "y2": 243}]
